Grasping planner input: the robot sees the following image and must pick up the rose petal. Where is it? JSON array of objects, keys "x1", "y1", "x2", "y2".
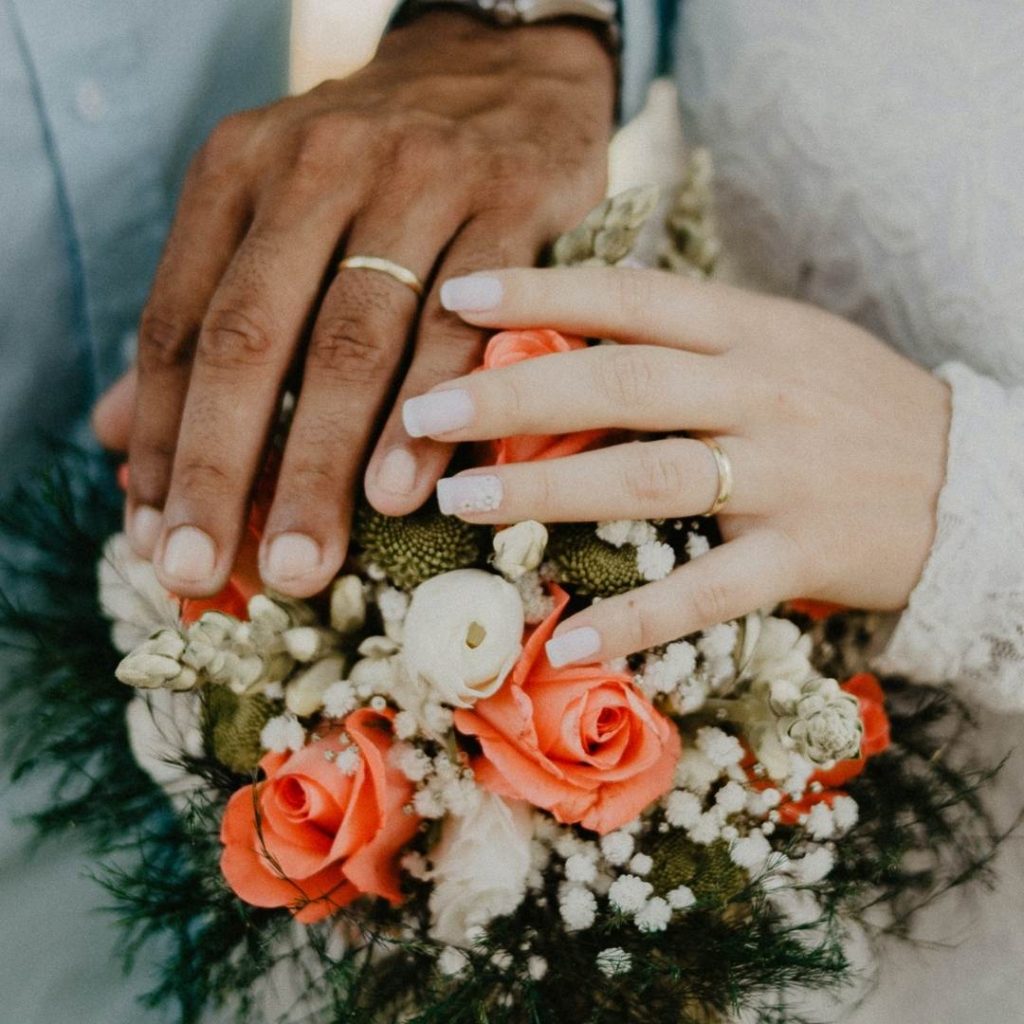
[
  {"x1": 580, "y1": 721, "x2": 681, "y2": 834},
  {"x1": 339, "y1": 710, "x2": 419, "y2": 903}
]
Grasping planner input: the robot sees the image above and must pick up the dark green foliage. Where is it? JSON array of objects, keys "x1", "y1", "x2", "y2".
[
  {"x1": 832, "y1": 680, "x2": 1010, "y2": 933},
  {"x1": 0, "y1": 453, "x2": 1010, "y2": 1024}
]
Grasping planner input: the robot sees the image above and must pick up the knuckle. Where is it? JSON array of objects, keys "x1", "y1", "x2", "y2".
[
  {"x1": 131, "y1": 434, "x2": 177, "y2": 470},
  {"x1": 613, "y1": 270, "x2": 655, "y2": 326},
  {"x1": 478, "y1": 146, "x2": 545, "y2": 209},
  {"x1": 191, "y1": 112, "x2": 252, "y2": 180},
  {"x1": 308, "y1": 317, "x2": 389, "y2": 385},
  {"x1": 596, "y1": 346, "x2": 656, "y2": 408},
  {"x1": 391, "y1": 124, "x2": 450, "y2": 179},
  {"x1": 137, "y1": 308, "x2": 195, "y2": 368},
  {"x1": 622, "y1": 443, "x2": 685, "y2": 505},
  {"x1": 621, "y1": 595, "x2": 657, "y2": 653},
  {"x1": 174, "y1": 457, "x2": 232, "y2": 498},
  {"x1": 282, "y1": 459, "x2": 339, "y2": 497},
  {"x1": 686, "y1": 577, "x2": 733, "y2": 629},
  {"x1": 198, "y1": 307, "x2": 276, "y2": 372},
  {"x1": 527, "y1": 465, "x2": 556, "y2": 513},
  {"x1": 289, "y1": 116, "x2": 345, "y2": 183},
  {"x1": 496, "y1": 374, "x2": 527, "y2": 427}
]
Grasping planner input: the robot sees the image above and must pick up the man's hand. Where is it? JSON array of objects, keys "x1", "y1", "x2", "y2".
[{"x1": 93, "y1": 11, "x2": 614, "y2": 599}]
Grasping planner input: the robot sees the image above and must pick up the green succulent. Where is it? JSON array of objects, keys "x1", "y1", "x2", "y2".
[
  {"x1": 352, "y1": 500, "x2": 489, "y2": 590},
  {"x1": 648, "y1": 836, "x2": 748, "y2": 907},
  {"x1": 545, "y1": 524, "x2": 645, "y2": 597},
  {"x1": 203, "y1": 685, "x2": 275, "y2": 776}
]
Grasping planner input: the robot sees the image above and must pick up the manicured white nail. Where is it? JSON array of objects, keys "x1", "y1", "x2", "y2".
[
  {"x1": 265, "y1": 532, "x2": 322, "y2": 581},
  {"x1": 129, "y1": 505, "x2": 163, "y2": 555},
  {"x1": 436, "y1": 475, "x2": 503, "y2": 516},
  {"x1": 376, "y1": 447, "x2": 417, "y2": 495},
  {"x1": 161, "y1": 525, "x2": 217, "y2": 583},
  {"x1": 403, "y1": 389, "x2": 475, "y2": 438},
  {"x1": 545, "y1": 627, "x2": 602, "y2": 668},
  {"x1": 440, "y1": 274, "x2": 503, "y2": 312}
]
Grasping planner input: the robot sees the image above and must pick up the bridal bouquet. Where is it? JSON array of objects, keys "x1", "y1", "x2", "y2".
[{"x1": 0, "y1": 163, "x2": 1005, "y2": 1024}]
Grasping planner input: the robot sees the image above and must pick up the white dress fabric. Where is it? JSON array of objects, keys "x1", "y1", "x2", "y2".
[{"x1": 663, "y1": 2, "x2": 1024, "y2": 1019}]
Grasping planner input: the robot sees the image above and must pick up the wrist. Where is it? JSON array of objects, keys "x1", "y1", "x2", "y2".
[{"x1": 383, "y1": 8, "x2": 616, "y2": 95}]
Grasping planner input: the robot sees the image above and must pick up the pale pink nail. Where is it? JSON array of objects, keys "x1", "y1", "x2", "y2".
[
  {"x1": 265, "y1": 533, "x2": 322, "y2": 581},
  {"x1": 161, "y1": 526, "x2": 217, "y2": 583},
  {"x1": 402, "y1": 389, "x2": 474, "y2": 438},
  {"x1": 376, "y1": 447, "x2": 417, "y2": 495},
  {"x1": 440, "y1": 275, "x2": 503, "y2": 312},
  {"x1": 129, "y1": 505, "x2": 163, "y2": 556},
  {"x1": 436, "y1": 475, "x2": 503, "y2": 516},
  {"x1": 545, "y1": 627, "x2": 602, "y2": 668}
]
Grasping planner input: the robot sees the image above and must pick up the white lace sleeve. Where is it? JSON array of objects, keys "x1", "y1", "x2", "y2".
[{"x1": 877, "y1": 362, "x2": 1024, "y2": 711}]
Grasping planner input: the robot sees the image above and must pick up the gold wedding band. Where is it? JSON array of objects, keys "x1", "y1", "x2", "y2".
[
  {"x1": 699, "y1": 437, "x2": 733, "y2": 517},
  {"x1": 337, "y1": 255, "x2": 424, "y2": 296}
]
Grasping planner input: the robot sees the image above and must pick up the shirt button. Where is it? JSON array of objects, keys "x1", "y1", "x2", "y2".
[{"x1": 74, "y1": 79, "x2": 108, "y2": 122}]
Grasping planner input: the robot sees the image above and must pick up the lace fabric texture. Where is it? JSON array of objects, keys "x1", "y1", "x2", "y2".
[
  {"x1": 673, "y1": 0, "x2": 1024, "y2": 711},
  {"x1": 879, "y1": 364, "x2": 1024, "y2": 710}
]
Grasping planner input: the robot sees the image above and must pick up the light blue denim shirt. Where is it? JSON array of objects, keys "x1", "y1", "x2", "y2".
[
  {"x1": 0, "y1": 3, "x2": 286, "y2": 1020},
  {"x1": 0, "y1": 0, "x2": 288, "y2": 495}
]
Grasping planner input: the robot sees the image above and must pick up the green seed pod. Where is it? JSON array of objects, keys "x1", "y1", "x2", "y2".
[
  {"x1": 550, "y1": 185, "x2": 659, "y2": 267},
  {"x1": 648, "y1": 835, "x2": 747, "y2": 907},
  {"x1": 203, "y1": 685, "x2": 275, "y2": 775},
  {"x1": 545, "y1": 524, "x2": 645, "y2": 597},
  {"x1": 352, "y1": 500, "x2": 489, "y2": 590}
]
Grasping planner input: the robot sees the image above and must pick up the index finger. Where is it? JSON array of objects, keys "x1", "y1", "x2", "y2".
[
  {"x1": 151, "y1": 196, "x2": 348, "y2": 596},
  {"x1": 438, "y1": 266, "x2": 757, "y2": 353}
]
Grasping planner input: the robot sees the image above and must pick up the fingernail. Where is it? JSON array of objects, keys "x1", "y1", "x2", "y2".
[
  {"x1": 129, "y1": 505, "x2": 163, "y2": 555},
  {"x1": 376, "y1": 447, "x2": 417, "y2": 495},
  {"x1": 436, "y1": 475, "x2": 503, "y2": 516},
  {"x1": 440, "y1": 274, "x2": 503, "y2": 312},
  {"x1": 546, "y1": 627, "x2": 602, "y2": 668},
  {"x1": 265, "y1": 532, "x2": 322, "y2": 581},
  {"x1": 402, "y1": 389, "x2": 474, "y2": 438},
  {"x1": 161, "y1": 526, "x2": 217, "y2": 583}
]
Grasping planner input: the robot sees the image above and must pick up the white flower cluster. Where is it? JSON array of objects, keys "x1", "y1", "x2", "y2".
[
  {"x1": 107, "y1": 520, "x2": 869, "y2": 976},
  {"x1": 109, "y1": 556, "x2": 357, "y2": 702},
  {"x1": 595, "y1": 519, "x2": 676, "y2": 583}
]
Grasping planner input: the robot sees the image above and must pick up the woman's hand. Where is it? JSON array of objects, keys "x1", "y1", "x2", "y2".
[
  {"x1": 92, "y1": 11, "x2": 614, "y2": 601},
  {"x1": 402, "y1": 267, "x2": 951, "y2": 666}
]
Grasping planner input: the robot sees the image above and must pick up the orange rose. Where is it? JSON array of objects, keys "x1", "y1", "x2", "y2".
[
  {"x1": 220, "y1": 709, "x2": 419, "y2": 923},
  {"x1": 785, "y1": 599, "x2": 847, "y2": 622},
  {"x1": 454, "y1": 586, "x2": 680, "y2": 835},
  {"x1": 479, "y1": 329, "x2": 612, "y2": 464},
  {"x1": 765, "y1": 673, "x2": 891, "y2": 825}
]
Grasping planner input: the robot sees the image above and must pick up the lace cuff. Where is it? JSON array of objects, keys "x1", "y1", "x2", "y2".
[{"x1": 876, "y1": 362, "x2": 1024, "y2": 711}]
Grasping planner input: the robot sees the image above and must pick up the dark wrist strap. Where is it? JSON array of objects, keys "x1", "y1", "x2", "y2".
[{"x1": 391, "y1": 0, "x2": 622, "y2": 58}]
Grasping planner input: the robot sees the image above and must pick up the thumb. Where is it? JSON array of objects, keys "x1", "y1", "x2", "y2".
[{"x1": 91, "y1": 366, "x2": 137, "y2": 452}]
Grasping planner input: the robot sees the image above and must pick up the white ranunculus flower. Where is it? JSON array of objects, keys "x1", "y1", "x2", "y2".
[
  {"x1": 125, "y1": 689, "x2": 204, "y2": 804},
  {"x1": 402, "y1": 569, "x2": 524, "y2": 707},
  {"x1": 99, "y1": 533, "x2": 180, "y2": 653},
  {"x1": 428, "y1": 792, "x2": 534, "y2": 947},
  {"x1": 492, "y1": 521, "x2": 548, "y2": 580}
]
